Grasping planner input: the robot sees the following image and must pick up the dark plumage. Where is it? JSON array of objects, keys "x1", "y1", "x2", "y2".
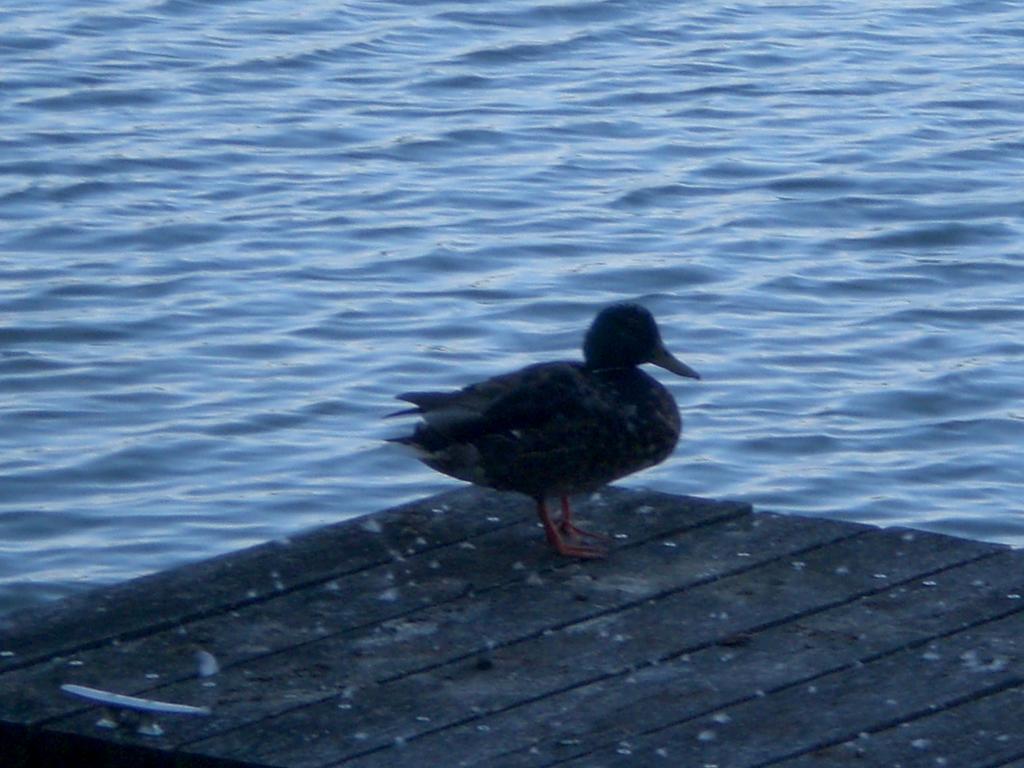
[{"x1": 389, "y1": 303, "x2": 700, "y2": 558}]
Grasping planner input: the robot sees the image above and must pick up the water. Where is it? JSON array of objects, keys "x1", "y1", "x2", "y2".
[{"x1": 1, "y1": 0, "x2": 1022, "y2": 616}]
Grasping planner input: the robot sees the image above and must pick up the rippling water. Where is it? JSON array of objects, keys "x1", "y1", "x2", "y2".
[{"x1": 1, "y1": 0, "x2": 1022, "y2": 615}]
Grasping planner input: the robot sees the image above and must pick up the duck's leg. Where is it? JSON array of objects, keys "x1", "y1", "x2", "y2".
[
  {"x1": 535, "y1": 499, "x2": 606, "y2": 559},
  {"x1": 557, "y1": 496, "x2": 611, "y2": 545}
]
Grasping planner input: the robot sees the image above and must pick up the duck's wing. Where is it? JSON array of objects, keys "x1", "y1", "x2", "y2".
[
  {"x1": 390, "y1": 382, "x2": 504, "y2": 428},
  {"x1": 392, "y1": 361, "x2": 594, "y2": 440}
]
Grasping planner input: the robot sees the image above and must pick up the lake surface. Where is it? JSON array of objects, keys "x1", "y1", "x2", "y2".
[{"x1": 1, "y1": 0, "x2": 1022, "y2": 616}]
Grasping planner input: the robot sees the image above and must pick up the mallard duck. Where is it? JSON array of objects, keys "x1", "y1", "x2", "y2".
[{"x1": 389, "y1": 303, "x2": 700, "y2": 558}]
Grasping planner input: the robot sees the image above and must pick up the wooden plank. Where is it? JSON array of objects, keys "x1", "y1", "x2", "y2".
[
  {"x1": 472, "y1": 547, "x2": 1024, "y2": 768},
  {"x1": 549, "y1": 609, "x2": 1024, "y2": 768},
  {"x1": 0, "y1": 487, "x2": 520, "y2": 672},
  {"x1": 166, "y1": 512, "x2": 864, "y2": 766},
  {"x1": 2, "y1": 488, "x2": 1019, "y2": 768},
  {"x1": 774, "y1": 683, "x2": 1024, "y2": 768},
  {"x1": 28, "y1": 504, "x2": 821, "y2": 762},
  {"x1": 0, "y1": 489, "x2": 748, "y2": 727},
  {"x1": 336, "y1": 531, "x2": 1013, "y2": 768}
]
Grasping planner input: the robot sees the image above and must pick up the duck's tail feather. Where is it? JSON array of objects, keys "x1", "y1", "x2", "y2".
[
  {"x1": 386, "y1": 423, "x2": 452, "y2": 454},
  {"x1": 387, "y1": 390, "x2": 488, "y2": 434},
  {"x1": 384, "y1": 406, "x2": 420, "y2": 419},
  {"x1": 386, "y1": 434, "x2": 435, "y2": 460}
]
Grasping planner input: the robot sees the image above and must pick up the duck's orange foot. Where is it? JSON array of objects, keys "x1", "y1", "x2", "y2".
[
  {"x1": 552, "y1": 540, "x2": 606, "y2": 561},
  {"x1": 536, "y1": 498, "x2": 608, "y2": 559},
  {"x1": 557, "y1": 495, "x2": 610, "y2": 546},
  {"x1": 558, "y1": 519, "x2": 611, "y2": 544},
  {"x1": 555, "y1": 523, "x2": 609, "y2": 558}
]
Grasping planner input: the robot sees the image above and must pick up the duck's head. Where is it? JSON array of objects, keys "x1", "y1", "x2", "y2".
[{"x1": 583, "y1": 303, "x2": 700, "y2": 379}]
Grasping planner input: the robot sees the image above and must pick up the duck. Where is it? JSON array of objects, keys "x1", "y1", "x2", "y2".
[{"x1": 388, "y1": 303, "x2": 700, "y2": 558}]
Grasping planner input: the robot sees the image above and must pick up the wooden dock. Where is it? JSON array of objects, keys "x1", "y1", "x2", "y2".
[{"x1": 2, "y1": 487, "x2": 1024, "y2": 768}]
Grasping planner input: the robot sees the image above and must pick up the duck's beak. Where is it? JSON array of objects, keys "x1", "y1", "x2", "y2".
[{"x1": 649, "y1": 344, "x2": 701, "y2": 379}]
